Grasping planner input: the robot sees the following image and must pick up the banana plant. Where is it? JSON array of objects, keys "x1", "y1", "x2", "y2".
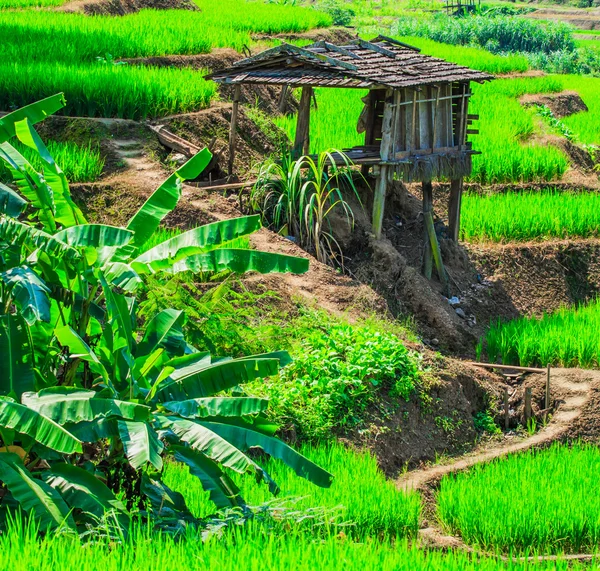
[{"x1": 0, "y1": 96, "x2": 330, "y2": 533}]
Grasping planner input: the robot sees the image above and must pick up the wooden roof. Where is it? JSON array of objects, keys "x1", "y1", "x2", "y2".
[{"x1": 206, "y1": 36, "x2": 493, "y2": 89}]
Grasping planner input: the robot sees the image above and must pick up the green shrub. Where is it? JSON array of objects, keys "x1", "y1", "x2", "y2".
[
  {"x1": 257, "y1": 315, "x2": 421, "y2": 440},
  {"x1": 317, "y1": 0, "x2": 355, "y2": 26}
]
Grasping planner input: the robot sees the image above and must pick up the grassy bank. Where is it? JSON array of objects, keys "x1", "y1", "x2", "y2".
[
  {"x1": 438, "y1": 443, "x2": 600, "y2": 553},
  {"x1": 164, "y1": 442, "x2": 421, "y2": 538},
  {"x1": 461, "y1": 190, "x2": 600, "y2": 243},
  {"x1": 483, "y1": 299, "x2": 600, "y2": 368}
]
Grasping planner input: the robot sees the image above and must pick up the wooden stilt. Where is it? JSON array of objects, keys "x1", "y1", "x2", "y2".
[
  {"x1": 278, "y1": 85, "x2": 289, "y2": 114},
  {"x1": 372, "y1": 89, "x2": 395, "y2": 240},
  {"x1": 424, "y1": 210, "x2": 450, "y2": 296},
  {"x1": 373, "y1": 166, "x2": 388, "y2": 240},
  {"x1": 293, "y1": 86, "x2": 313, "y2": 157},
  {"x1": 422, "y1": 181, "x2": 433, "y2": 279},
  {"x1": 448, "y1": 177, "x2": 463, "y2": 242},
  {"x1": 228, "y1": 85, "x2": 241, "y2": 175}
]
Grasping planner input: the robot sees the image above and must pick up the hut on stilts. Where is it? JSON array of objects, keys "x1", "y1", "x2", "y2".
[{"x1": 207, "y1": 36, "x2": 493, "y2": 287}]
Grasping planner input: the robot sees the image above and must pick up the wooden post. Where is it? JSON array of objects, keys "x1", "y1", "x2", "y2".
[
  {"x1": 228, "y1": 85, "x2": 242, "y2": 176},
  {"x1": 422, "y1": 180, "x2": 433, "y2": 279},
  {"x1": 524, "y1": 387, "x2": 532, "y2": 425},
  {"x1": 293, "y1": 86, "x2": 313, "y2": 157},
  {"x1": 372, "y1": 90, "x2": 395, "y2": 240},
  {"x1": 503, "y1": 386, "x2": 510, "y2": 431},
  {"x1": 448, "y1": 178, "x2": 463, "y2": 242},
  {"x1": 361, "y1": 91, "x2": 376, "y2": 177},
  {"x1": 278, "y1": 85, "x2": 289, "y2": 114},
  {"x1": 425, "y1": 211, "x2": 450, "y2": 296},
  {"x1": 545, "y1": 364, "x2": 551, "y2": 410}
]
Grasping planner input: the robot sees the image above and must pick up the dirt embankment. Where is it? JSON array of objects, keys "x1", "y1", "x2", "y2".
[
  {"x1": 57, "y1": 0, "x2": 197, "y2": 14},
  {"x1": 525, "y1": 7, "x2": 600, "y2": 31}
]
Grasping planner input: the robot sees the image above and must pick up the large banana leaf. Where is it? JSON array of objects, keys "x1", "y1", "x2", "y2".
[
  {"x1": 0, "y1": 452, "x2": 75, "y2": 531},
  {"x1": 43, "y1": 463, "x2": 130, "y2": 524},
  {"x1": 102, "y1": 261, "x2": 142, "y2": 293},
  {"x1": 0, "y1": 94, "x2": 66, "y2": 145},
  {"x1": 15, "y1": 118, "x2": 86, "y2": 228},
  {"x1": 163, "y1": 397, "x2": 269, "y2": 419},
  {"x1": 138, "y1": 309, "x2": 185, "y2": 356},
  {"x1": 198, "y1": 421, "x2": 333, "y2": 489},
  {"x1": 121, "y1": 149, "x2": 212, "y2": 254},
  {"x1": 172, "y1": 445, "x2": 244, "y2": 509},
  {"x1": 99, "y1": 276, "x2": 134, "y2": 352},
  {"x1": 154, "y1": 357, "x2": 281, "y2": 402},
  {"x1": 0, "y1": 182, "x2": 27, "y2": 218},
  {"x1": 0, "y1": 397, "x2": 82, "y2": 454},
  {"x1": 168, "y1": 249, "x2": 309, "y2": 276},
  {"x1": 22, "y1": 388, "x2": 150, "y2": 424},
  {"x1": 131, "y1": 216, "x2": 262, "y2": 272},
  {"x1": 1, "y1": 266, "x2": 50, "y2": 325},
  {"x1": 140, "y1": 474, "x2": 192, "y2": 520},
  {"x1": 54, "y1": 225, "x2": 133, "y2": 249},
  {"x1": 54, "y1": 325, "x2": 109, "y2": 383},
  {"x1": 0, "y1": 314, "x2": 35, "y2": 399},
  {"x1": 0, "y1": 143, "x2": 56, "y2": 232},
  {"x1": 117, "y1": 420, "x2": 163, "y2": 471},
  {"x1": 159, "y1": 416, "x2": 278, "y2": 494}
]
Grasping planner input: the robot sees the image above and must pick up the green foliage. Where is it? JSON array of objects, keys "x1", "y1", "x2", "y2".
[
  {"x1": 251, "y1": 150, "x2": 359, "y2": 266},
  {"x1": 0, "y1": 96, "x2": 326, "y2": 534},
  {"x1": 392, "y1": 14, "x2": 575, "y2": 55},
  {"x1": 317, "y1": 0, "x2": 355, "y2": 26},
  {"x1": 0, "y1": 139, "x2": 104, "y2": 184},
  {"x1": 438, "y1": 443, "x2": 600, "y2": 553},
  {"x1": 484, "y1": 299, "x2": 600, "y2": 368},
  {"x1": 472, "y1": 411, "x2": 500, "y2": 435},
  {"x1": 257, "y1": 314, "x2": 421, "y2": 440},
  {"x1": 165, "y1": 442, "x2": 421, "y2": 538},
  {"x1": 461, "y1": 190, "x2": 600, "y2": 243}
]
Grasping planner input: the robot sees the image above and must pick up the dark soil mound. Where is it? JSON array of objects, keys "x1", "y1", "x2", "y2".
[
  {"x1": 84, "y1": 0, "x2": 197, "y2": 15},
  {"x1": 521, "y1": 90, "x2": 589, "y2": 118}
]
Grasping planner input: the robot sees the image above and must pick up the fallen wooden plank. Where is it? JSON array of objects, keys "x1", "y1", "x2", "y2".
[
  {"x1": 467, "y1": 362, "x2": 546, "y2": 374},
  {"x1": 150, "y1": 125, "x2": 201, "y2": 157},
  {"x1": 187, "y1": 179, "x2": 257, "y2": 191}
]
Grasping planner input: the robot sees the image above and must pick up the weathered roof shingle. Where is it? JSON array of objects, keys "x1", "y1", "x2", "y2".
[{"x1": 206, "y1": 36, "x2": 493, "y2": 89}]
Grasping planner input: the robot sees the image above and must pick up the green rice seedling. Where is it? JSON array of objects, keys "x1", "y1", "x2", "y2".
[
  {"x1": 0, "y1": 139, "x2": 104, "y2": 183},
  {"x1": 0, "y1": 63, "x2": 216, "y2": 119},
  {"x1": 484, "y1": 298, "x2": 600, "y2": 367},
  {"x1": 0, "y1": 138, "x2": 104, "y2": 183},
  {"x1": 396, "y1": 36, "x2": 530, "y2": 74},
  {"x1": 0, "y1": 0, "x2": 67, "y2": 6},
  {"x1": 438, "y1": 443, "x2": 600, "y2": 553},
  {"x1": 460, "y1": 190, "x2": 600, "y2": 243},
  {"x1": 0, "y1": 513, "x2": 590, "y2": 571},
  {"x1": 163, "y1": 442, "x2": 421, "y2": 538},
  {"x1": 560, "y1": 75, "x2": 600, "y2": 145}
]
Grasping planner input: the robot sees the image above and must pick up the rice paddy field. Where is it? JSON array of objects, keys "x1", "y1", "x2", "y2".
[
  {"x1": 460, "y1": 190, "x2": 600, "y2": 243},
  {"x1": 0, "y1": 2, "x2": 330, "y2": 118},
  {"x1": 484, "y1": 299, "x2": 600, "y2": 367},
  {"x1": 438, "y1": 443, "x2": 600, "y2": 553},
  {"x1": 0, "y1": 523, "x2": 591, "y2": 571},
  {"x1": 164, "y1": 442, "x2": 421, "y2": 538}
]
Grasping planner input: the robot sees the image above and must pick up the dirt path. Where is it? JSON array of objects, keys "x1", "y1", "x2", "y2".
[{"x1": 398, "y1": 367, "x2": 597, "y2": 493}]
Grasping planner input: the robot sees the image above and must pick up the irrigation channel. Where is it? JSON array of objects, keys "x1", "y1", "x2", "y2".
[{"x1": 397, "y1": 367, "x2": 598, "y2": 562}]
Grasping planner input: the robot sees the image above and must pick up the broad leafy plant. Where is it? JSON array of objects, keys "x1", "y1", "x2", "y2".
[
  {"x1": 250, "y1": 150, "x2": 360, "y2": 266},
  {"x1": 0, "y1": 94, "x2": 331, "y2": 533}
]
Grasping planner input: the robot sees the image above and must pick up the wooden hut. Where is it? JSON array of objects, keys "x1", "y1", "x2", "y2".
[{"x1": 207, "y1": 36, "x2": 493, "y2": 256}]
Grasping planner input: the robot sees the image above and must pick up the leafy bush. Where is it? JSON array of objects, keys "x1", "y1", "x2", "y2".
[
  {"x1": 317, "y1": 0, "x2": 355, "y2": 26},
  {"x1": 257, "y1": 315, "x2": 421, "y2": 440},
  {"x1": 473, "y1": 411, "x2": 500, "y2": 434},
  {"x1": 392, "y1": 14, "x2": 575, "y2": 55}
]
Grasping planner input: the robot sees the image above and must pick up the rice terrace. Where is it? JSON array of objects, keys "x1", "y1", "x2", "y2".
[{"x1": 3, "y1": 0, "x2": 600, "y2": 567}]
